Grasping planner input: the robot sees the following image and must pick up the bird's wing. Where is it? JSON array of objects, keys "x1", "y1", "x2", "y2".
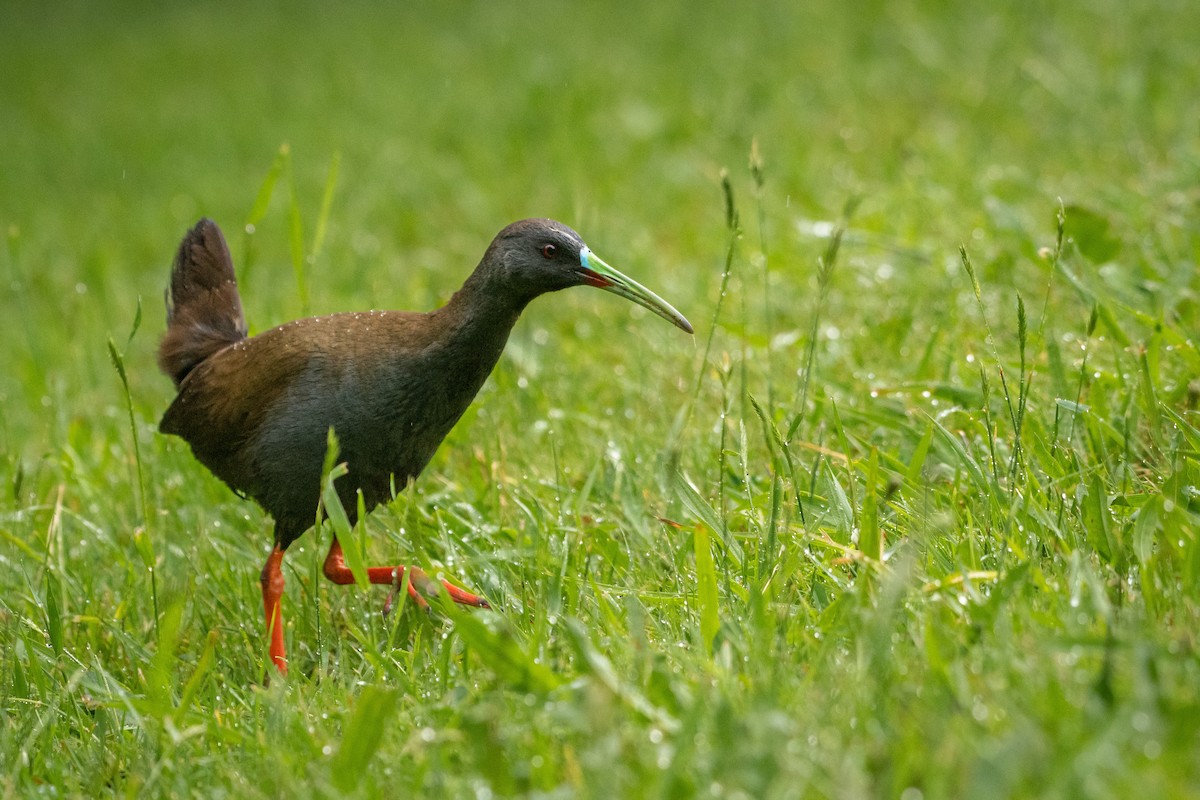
[{"x1": 159, "y1": 323, "x2": 325, "y2": 484}]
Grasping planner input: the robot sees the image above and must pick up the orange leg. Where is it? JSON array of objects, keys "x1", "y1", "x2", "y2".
[
  {"x1": 322, "y1": 538, "x2": 490, "y2": 609},
  {"x1": 260, "y1": 545, "x2": 288, "y2": 675}
]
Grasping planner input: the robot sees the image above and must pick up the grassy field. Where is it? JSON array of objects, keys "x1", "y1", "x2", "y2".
[{"x1": 3, "y1": 1, "x2": 1200, "y2": 797}]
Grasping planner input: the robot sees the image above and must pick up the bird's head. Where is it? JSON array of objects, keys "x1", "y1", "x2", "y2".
[{"x1": 487, "y1": 218, "x2": 693, "y2": 334}]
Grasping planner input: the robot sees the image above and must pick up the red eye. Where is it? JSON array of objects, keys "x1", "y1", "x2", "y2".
[{"x1": 541, "y1": 244, "x2": 556, "y2": 259}]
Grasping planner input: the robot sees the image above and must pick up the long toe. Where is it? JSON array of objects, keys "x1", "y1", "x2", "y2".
[
  {"x1": 408, "y1": 567, "x2": 489, "y2": 608},
  {"x1": 440, "y1": 579, "x2": 490, "y2": 608},
  {"x1": 376, "y1": 565, "x2": 489, "y2": 612},
  {"x1": 395, "y1": 570, "x2": 432, "y2": 612},
  {"x1": 405, "y1": 566, "x2": 488, "y2": 607}
]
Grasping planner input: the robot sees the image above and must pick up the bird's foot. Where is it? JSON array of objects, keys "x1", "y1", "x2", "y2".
[{"x1": 381, "y1": 566, "x2": 491, "y2": 616}]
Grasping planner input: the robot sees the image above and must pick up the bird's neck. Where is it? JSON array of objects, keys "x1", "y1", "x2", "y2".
[{"x1": 431, "y1": 268, "x2": 529, "y2": 384}]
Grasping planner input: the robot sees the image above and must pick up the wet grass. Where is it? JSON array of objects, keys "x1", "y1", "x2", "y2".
[{"x1": 2, "y1": 1, "x2": 1200, "y2": 797}]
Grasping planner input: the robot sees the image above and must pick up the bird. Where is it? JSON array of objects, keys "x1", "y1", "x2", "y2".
[{"x1": 157, "y1": 217, "x2": 692, "y2": 675}]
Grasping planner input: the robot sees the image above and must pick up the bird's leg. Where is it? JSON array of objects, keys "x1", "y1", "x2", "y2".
[
  {"x1": 260, "y1": 545, "x2": 288, "y2": 675},
  {"x1": 321, "y1": 537, "x2": 490, "y2": 610}
]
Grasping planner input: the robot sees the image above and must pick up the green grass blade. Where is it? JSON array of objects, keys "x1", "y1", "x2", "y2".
[
  {"x1": 860, "y1": 448, "x2": 881, "y2": 560},
  {"x1": 311, "y1": 150, "x2": 341, "y2": 263},
  {"x1": 693, "y1": 516, "x2": 720, "y2": 655},
  {"x1": 176, "y1": 629, "x2": 219, "y2": 718},
  {"x1": 904, "y1": 424, "x2": 935, "y2": 489},
  {"x1": 330, "y1": 685, "x2": 399, "y2": 793},
  {"x1": 450, "y1": 612, "x2": 561, "y2": 693},
  {"x1": 241, "y1": 143, "x2": 290, "y2": 286},
  {"x1": 44, "y1": 570, "x2": 63, "y2": 658},
  {"x1": 930, "y1": 416, "x2": 991, "y2": 497},
  {"x1": 320, "y1": 428, "x2": 367, "y2": 589},
  {"x1": 673, "y1": 470, "x2": 724, "y2": 541},
  {"x1": 563, "y1": 618, "x2": 679, "y2": 731},
  {"x1": 246, "y1": 143, "x2": 288, "y2": 228},
  {"x1": 1082, "y1": 473, "x2": 1117, "y2": 565},
  {"x1": 142, "y1": 602, "x2": 184, "y2": 720},
  {"x1": 285, "y1": 150, "x2": 309, "y2": 314}
]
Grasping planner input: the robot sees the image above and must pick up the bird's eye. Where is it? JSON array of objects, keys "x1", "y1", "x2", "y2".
[{"x1": 541, "y1": 244, "x2": 557, "y2": 259}]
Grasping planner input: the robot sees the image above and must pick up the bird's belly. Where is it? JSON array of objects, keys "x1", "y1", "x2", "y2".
[{"x1": 245, "y1": 380, "x2": 459, "y2": 523}]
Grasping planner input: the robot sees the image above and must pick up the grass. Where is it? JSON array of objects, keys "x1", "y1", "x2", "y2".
[{"x1": 3, "y1": 0, "x2": 1200, "y2": 797}]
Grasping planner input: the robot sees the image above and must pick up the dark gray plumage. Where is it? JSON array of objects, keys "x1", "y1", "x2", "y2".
[{"x1": 158, "y1": 216, "x2": 692, "y2": 674}]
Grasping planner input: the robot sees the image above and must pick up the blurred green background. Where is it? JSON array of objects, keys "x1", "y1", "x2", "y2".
[{"x1": 5, "y1": 0, "x2": 1193, "y2": 454}]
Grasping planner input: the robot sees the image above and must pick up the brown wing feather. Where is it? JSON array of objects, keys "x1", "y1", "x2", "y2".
[{"x1": 160, "y1": 328, "x2": 311, "y2": 494}]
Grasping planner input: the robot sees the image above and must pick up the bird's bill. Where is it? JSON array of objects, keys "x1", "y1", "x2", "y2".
[{"x1": 578, "y1": 247, "x2": 694, "y2": 334}]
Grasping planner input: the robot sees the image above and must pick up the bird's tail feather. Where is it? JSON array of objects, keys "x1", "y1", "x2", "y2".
[{"x1": 157, "y1": 218, "x2": 247, "y2": 387}]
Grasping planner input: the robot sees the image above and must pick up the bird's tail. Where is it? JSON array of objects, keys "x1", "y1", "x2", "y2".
[{"x1": 157, "y1": 218, "x2": 248, "y2": 387}]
